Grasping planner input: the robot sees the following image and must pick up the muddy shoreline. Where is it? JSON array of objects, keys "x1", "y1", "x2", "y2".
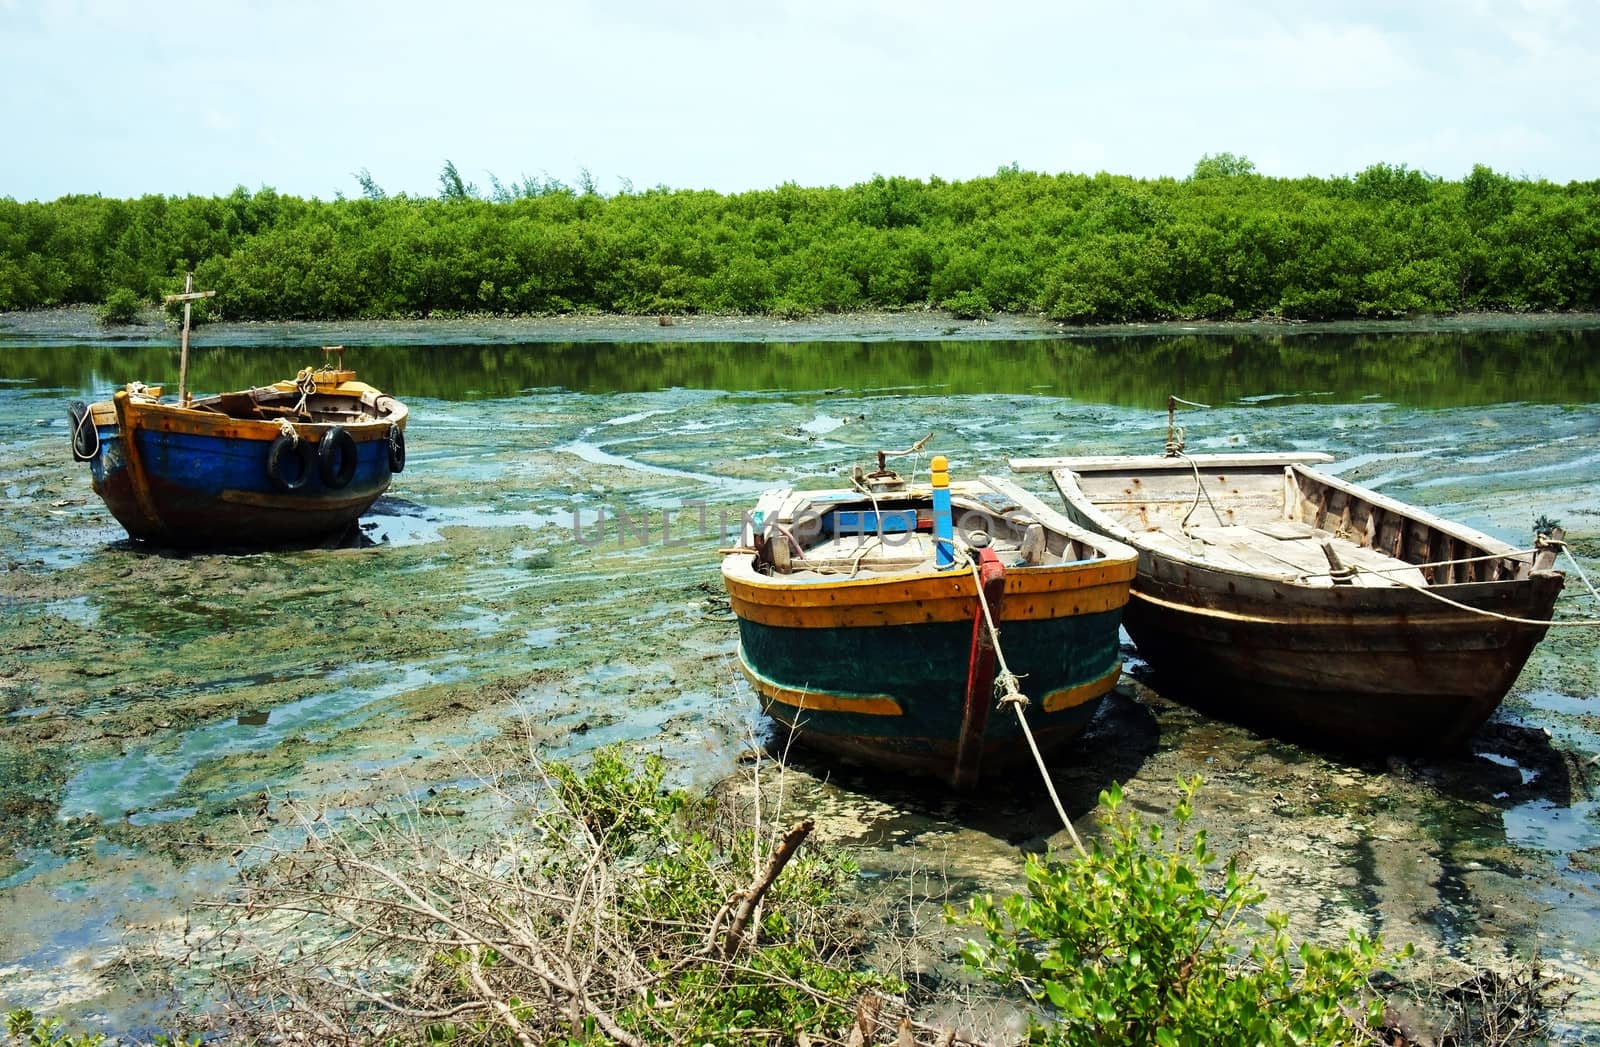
[
  {"x1": 7, "y1": 304, "x2": 1600, "y2": 347},
  {"x1": 2, "y1": 327, "x2": 1598, "y2": 1040}
]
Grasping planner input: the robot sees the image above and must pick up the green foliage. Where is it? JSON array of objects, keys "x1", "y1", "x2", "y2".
[
  {"x1": 955, "y1": 778, "x2": 1402, "y2": 1046},
  {"x1": 437, "y1": 159, "x2": 478, "y2": 202},
  {"x1": 94, "y1": 287, "x2": 142, "y2": 325},
  {"x1": 540, "y1": 746, "x2": 890, "y2": 1044},
  {"x1": 4, "y1": 1009, "x2": 199, "y2": 1047},
  {"x1": 216, "y1": 746, "x2": 895, "y2": 1046},
  {"x1": 942, "y1": 288, "x2": 992, "y2": 320},
  {"x1": 1191, "y1": 152, "x2": 1258, "y2": 179},
  {"x1": 5, "y1": 1010, "x2": 104, "y2": 1047},
  {"x1": 546, "y1": 744, "x2": 691, "y2": 854},
  {"x1": 4, "y1": 162, "x2": 1599, "y2": 322}
]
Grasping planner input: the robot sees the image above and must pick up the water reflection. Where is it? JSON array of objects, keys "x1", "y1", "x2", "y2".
[{"x1": 3, "y1": 327, "x2": 1600, "y2": 407}]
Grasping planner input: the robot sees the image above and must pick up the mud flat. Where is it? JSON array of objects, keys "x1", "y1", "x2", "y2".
[{"x1": 1, "y1": 330, "x2": 1597, "y2": 1038}]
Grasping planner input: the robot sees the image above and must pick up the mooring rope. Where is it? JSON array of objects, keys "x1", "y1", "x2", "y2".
[
  {"x1": 72, "y1": 406, "x2": 100, "y2": 458},
  {"x1": 1291, "y1": 535, "x2": 1600, "y2": 627},
  {"x1": 849, "y1": 471, "x2": 889, "y2": 547},
  {"x1": 1556, "y1": 539, "x2": 1600, "y2": 601},
  {"x1": 1296, "y1": 548, "x2": 1540, "y2": 583},
  {"x1": 1176, "y1": 450, "x2": 1227, "y2": 532},
  {"x1": 947, "y1": 539, "x2": 1088, "y2": 857},
  {"x1": 1301, "y1": 564, "x2": 1600, "y2": 628},
  {"x1": 1165, "y1": 395, "x2": 1210, "y2": 456}
]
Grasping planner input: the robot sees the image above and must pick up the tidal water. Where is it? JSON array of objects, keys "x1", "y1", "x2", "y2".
[{"x1": 1, "y1": 323, "x2": 1598, "y2": 1038}]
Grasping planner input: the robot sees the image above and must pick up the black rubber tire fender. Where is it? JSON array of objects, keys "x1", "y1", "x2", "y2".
[
  {"x1": 265, "y1": 433, "x2": 315, "y2": 492},
  {"x1": 318, "y1": 426, "x2": 358, "y2": 489},
  {"x1": 387, "y1": 423, "x2": 406, "y2": 474},
  {"x1": 69, "y1": 401, "x2": 97, "y2": 461}
]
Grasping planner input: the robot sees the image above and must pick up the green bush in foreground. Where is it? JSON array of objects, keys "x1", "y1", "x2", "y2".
[
  {"x1": 955, "y1": 777, "x2": 1404, "y2": 1046},
  {"x1": 4, "y1": 1010, "x2": 103, "y2": 1047},
  {"x1": 206, "y1": 745, "x2": 897, "y2": 1046},
  {"x1": 3, "y1": 1010, "x2": 196, "y2": 1047}
]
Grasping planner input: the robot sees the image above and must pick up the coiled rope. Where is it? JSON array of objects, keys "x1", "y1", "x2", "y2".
[
  {"x1": 1165, "y1": 395, "x2": 1210, "y2": 456},
  {"x1": 292, "y1": 367, "x2": 317, "y2": 418}
]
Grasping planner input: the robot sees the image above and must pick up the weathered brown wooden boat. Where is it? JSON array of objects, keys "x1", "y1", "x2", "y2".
[{"x1": 1010, "y1": 450, "x2": 1566, "y2": 753}]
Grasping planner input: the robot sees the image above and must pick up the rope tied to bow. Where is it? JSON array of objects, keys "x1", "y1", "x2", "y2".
[{"x1": 945, "y1": 536, "x2": 1088, "y2": 857}]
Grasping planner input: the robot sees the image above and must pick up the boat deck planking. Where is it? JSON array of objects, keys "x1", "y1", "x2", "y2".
[{"x1": 1136, "y1": 522, "x2": 1430, "y2": 587}]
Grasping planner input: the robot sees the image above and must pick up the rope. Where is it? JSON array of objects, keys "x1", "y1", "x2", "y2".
[
  {"x1": 72, "y1": 406, "x2": 100, "y2": 458},
  {"x1": 1555, "y1": 541, "x2": 1599, "y2": 601},
  {"x1": 1296, "y1": 547, "x2": 1541, "y2": 582},
  {"x1": 1291, "y1": 535, "x2": 1600, "y2": 627},
  {"x1": 1165, "y1": 395, "x2": 1210, "y2": 456},
  {"x1": 880, "y1": 431, "x2": 934, "y2": 459},
  {"x1": 948, "y1": 539, "x2": 1088, "y2": 857},
  {"x1": 847, "y1": 536, "x2": 883, "y2": 578},
  {"x1": 850, "y1": 470, "x2": 888, "y2": 547},
  {"x1": 275, "y1": 417, "x2": 299, "y2": 445},
  {"x1": 1176, "y1": 451, "x2": 1226, "y2": 531},
  {"x1": 293, "y1": 367, "x2": 317, "y2": 418},
  {"x1": 1321, "y1": 564, "x2": 1600, "y2": 628}
]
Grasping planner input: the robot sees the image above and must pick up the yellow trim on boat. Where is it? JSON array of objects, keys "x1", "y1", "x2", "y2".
[
  {"x1": 1040, "y1": 663, "x2": 1122, "y2": 712},
  {"x1": 737, "y1": 652, "x2": 904, "y2": 716},
  {"x1": 726, "y1": 576, "x2": 1132, "y2": 628}
]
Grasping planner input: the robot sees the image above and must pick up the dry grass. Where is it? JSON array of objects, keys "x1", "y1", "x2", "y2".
[{"x1": 160, "y1": 735, "x2": 997, "y2": 1046}]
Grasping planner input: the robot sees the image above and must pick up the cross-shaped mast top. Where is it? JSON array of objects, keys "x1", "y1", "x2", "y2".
[{"x1": 162, "y1": 273, "x2": 216, "y2": 406}]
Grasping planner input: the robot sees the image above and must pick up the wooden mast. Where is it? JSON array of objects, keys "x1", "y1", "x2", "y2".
[{"x1": 163, "y1": 273, "x2": 215, "y2": 406}]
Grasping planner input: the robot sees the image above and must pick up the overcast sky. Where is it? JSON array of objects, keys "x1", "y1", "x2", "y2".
[{"x1": 3, "y1": 0, "x2": 1598, "y2": 202}]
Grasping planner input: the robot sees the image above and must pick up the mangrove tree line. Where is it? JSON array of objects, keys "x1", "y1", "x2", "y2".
[{"x1": 1, "y1": 156, "x2": 1597, "y2": 323}]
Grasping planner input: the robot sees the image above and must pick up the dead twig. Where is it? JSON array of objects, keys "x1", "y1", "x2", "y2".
[{"x1": 722, "y1": 818, "x2": 815, "y2": 959}]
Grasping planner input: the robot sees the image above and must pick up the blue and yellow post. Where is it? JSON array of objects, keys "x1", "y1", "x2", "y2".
[{"x1": 931, "y1": 454, "x2": 956, "y2": 569}]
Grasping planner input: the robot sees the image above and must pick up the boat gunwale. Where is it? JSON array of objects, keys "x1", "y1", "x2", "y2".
[
  {"x1": 1043, "y1": 457, "x2": 1561, "y2": 592},
  {"x1": 106, "y1": 390, "x2": 407, "y2": 436}
]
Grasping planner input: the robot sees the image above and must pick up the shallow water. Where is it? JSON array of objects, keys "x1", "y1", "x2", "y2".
[{"x1": 1, "y1": 324, "x2": 1599, "y2": 1038}]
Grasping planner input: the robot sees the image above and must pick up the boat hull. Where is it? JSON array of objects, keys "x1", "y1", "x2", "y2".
[
  {"x1": 1122, "y1": 568, "x2": 1562, "y2": 751},
  {"x1": 1022, "y1": 454, "x2": 1566, "y2": 754},
  {"x1": 84, "y1": 390, "x2": 402, "y2": 546},
  {"x1": 725, "y1": 557, "x2": 1135, "y2": 780}
]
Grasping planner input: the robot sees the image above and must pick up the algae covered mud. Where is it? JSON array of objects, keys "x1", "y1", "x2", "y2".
[{"x1": 2, "y1": 320, "x2": 1600, "y2": 1038}]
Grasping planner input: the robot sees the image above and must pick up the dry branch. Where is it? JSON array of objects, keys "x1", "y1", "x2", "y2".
[{"x1": 722, "y1": 817, "x2": 815, "y2": 959}]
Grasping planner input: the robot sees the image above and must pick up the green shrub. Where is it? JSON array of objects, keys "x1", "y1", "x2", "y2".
[
  {"x1": 5, "y1": 1008, "x2": 198, "y2": 1047},
  {"x1": 954, "y1": 777, "x2": 1403, "y2": 1046},
  {"x1": 211, "y1": 746, "x2": 897, "y2": 1046},
  {"x1": 94, "y1": 288, "x2": 143, "y2": 326},
  {"x1": 942, "y1": 289, "x2": 992, "y2": 320},
  {"x1": 5, "y1": 1010, "x2": 103, "y2": 1047}
]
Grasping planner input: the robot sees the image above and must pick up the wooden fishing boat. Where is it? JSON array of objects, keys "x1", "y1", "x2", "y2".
[
  {"x1": 1010, "y1": 449, "x2": 1566, "y2": 753},
  {"x1": 67, "y1": 348, "x2": 408, "y2": 547},
  {"x1": 721, "y1": 456, "x2": 1138, "y2": 788}
]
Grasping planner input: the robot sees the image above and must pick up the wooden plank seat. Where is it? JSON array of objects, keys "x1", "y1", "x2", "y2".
[{"x1": 1136, "y1": 521, "x2": 1429, "y2": 587}]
